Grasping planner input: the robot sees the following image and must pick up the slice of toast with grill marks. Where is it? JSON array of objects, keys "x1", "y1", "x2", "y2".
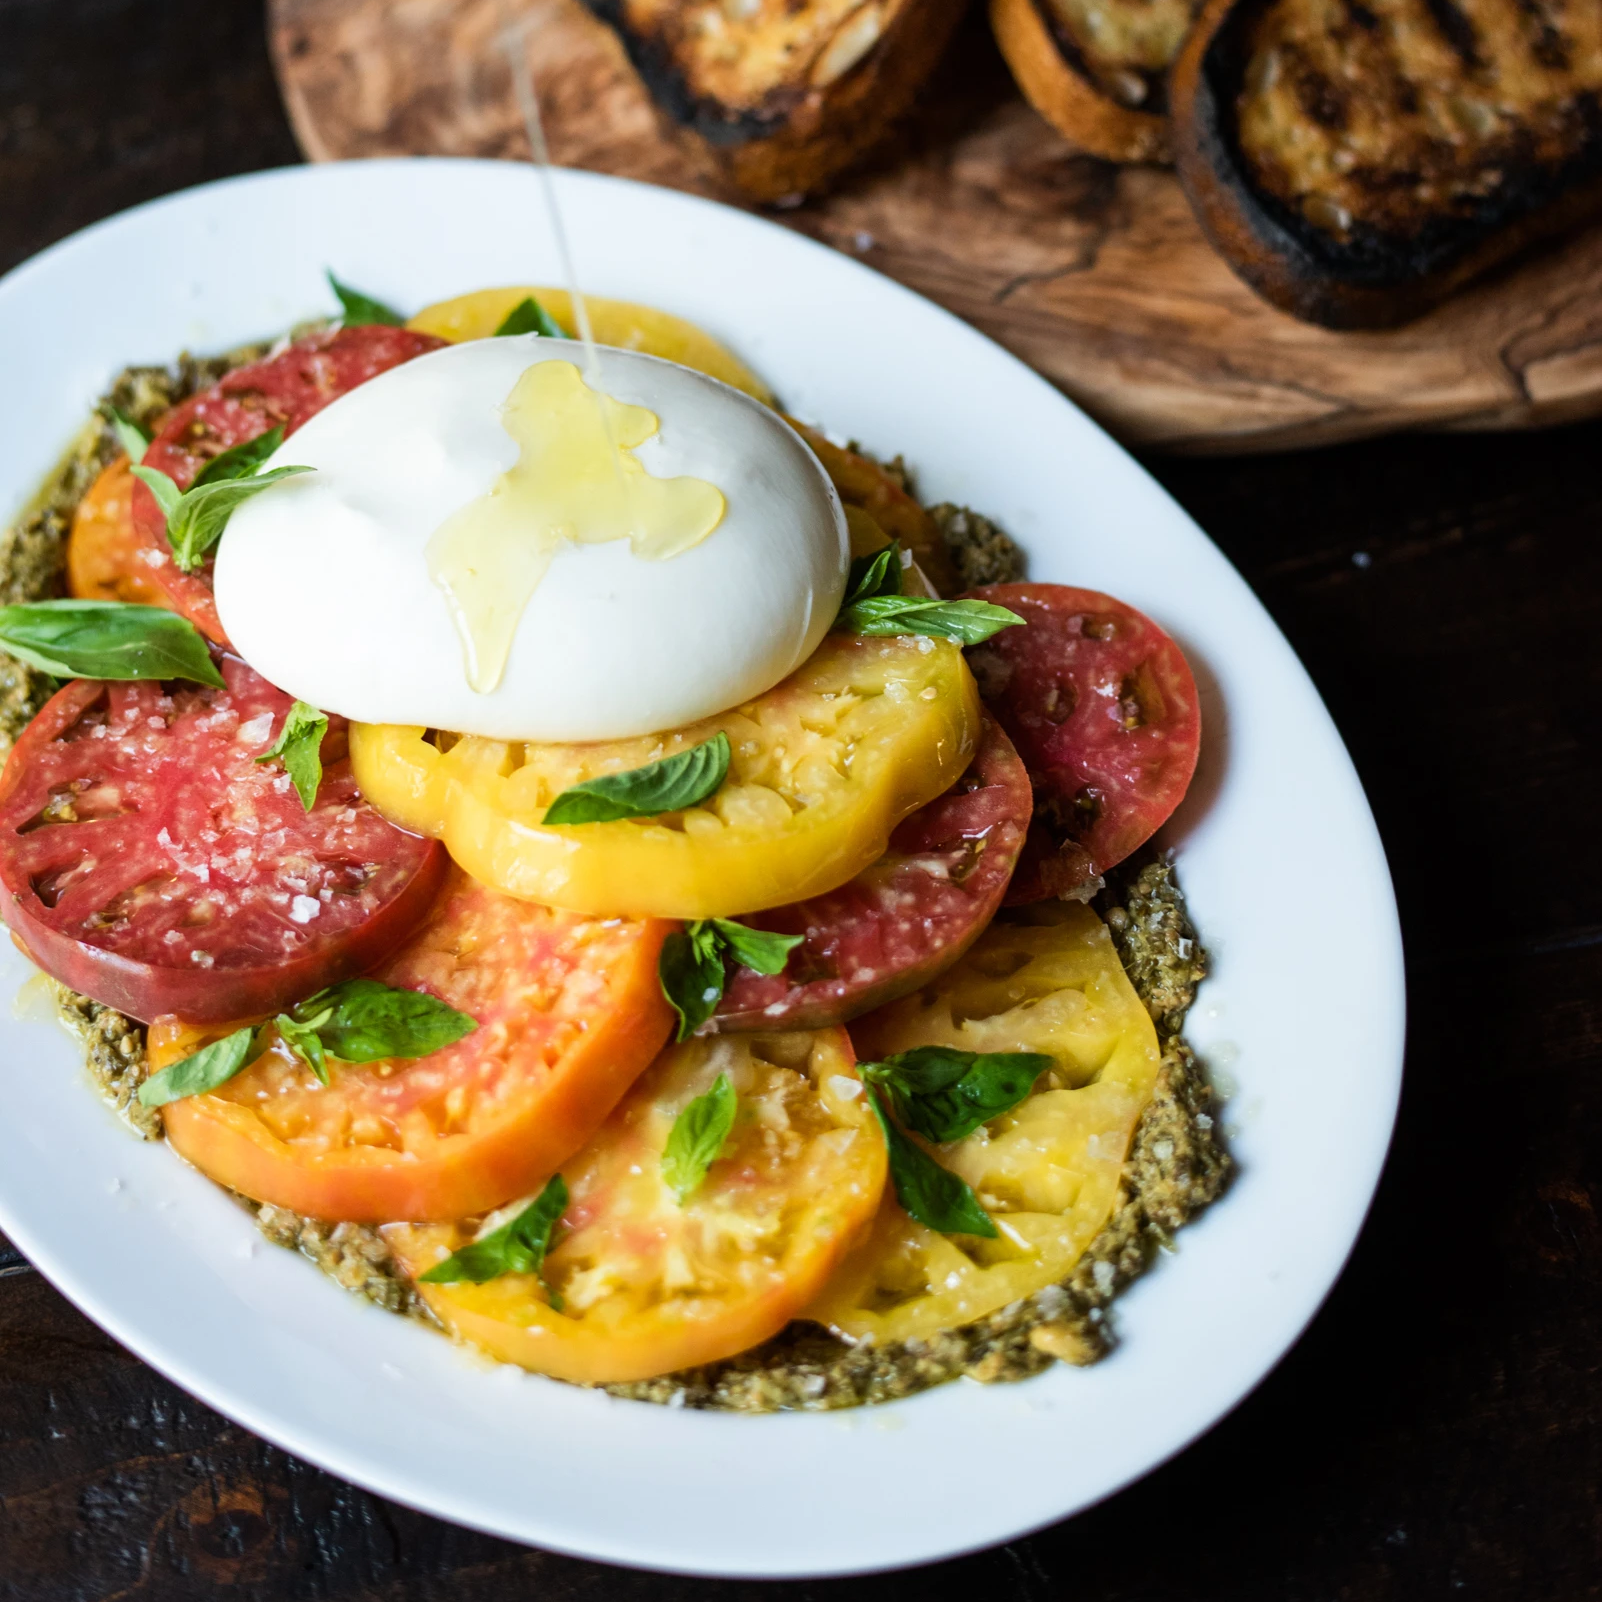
[
  {"x1": 1171, "y1": 0, "x2": 1602, "y2": 327},
  {"x1": 581, "y1": 0, "x2": 968, "y2": 202},
  {"x1": 991, "y1": 0, "x2": 1199, "y2": 163}
]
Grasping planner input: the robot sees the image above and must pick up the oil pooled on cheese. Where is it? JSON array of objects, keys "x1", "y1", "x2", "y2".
[{"x1": 427, "y1": 359, "x2": 725, "y2": 693}]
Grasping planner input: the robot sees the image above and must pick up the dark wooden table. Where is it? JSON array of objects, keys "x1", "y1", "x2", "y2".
[{"x1": 2, "y1": 2, "x2": 1598, "y2": 1597}]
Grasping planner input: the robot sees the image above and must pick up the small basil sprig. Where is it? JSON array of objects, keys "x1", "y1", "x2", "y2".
[
  {"x1": 272, "y1": 978, "x2": 477, "y2": 1084},
  {"x1": 834, "y1": 539, "x2": 1024, "y2": 646},
  {"x1": 131, "y1": 424, "x2": 312, "y2": 573},
  {"x1": 137, "y1": 980, "x2": 477, "y2": 1103},
  {"x1": 842, "y1": 541, "x2": 903, "y2": 607},
  {"x1": 860, "y1": 1046, "x2": 1052, "y2": 1144},
  {"x1": 543, "y1": 731, "x2": 731, "y2": 825},
  {"x1": 494, "y1": 295, "x2": 566, "y2": 338},
  {"x1": 661, "y1": 1073, "x2": 737, "y2": 1202},
  {"x1": 107, "y1": 407, "x2": 150, "y2": 464},
  {"x1": 845, "y1": 595, "x2": 1026, "y2": 646},
  {"x1": 659, "y1": 919, "x2": 802, "y2": 1040},
  {"x1": 254, "y1": 699, "x2": 328, "y2": 811},
  {"x1": 328, "y1": 271, "x2": 404, "y2": 327},
  {"x1": 419, "y1": 1174, "x2": 569, "y2": 1306},
  {"x1": 0, "y1": 600, "x2": 223, "y2": 686},
  {"x1": 868, "y1": 1088, "x2": 998, "y2": 1238},
  {"x1": 138, "y1": 1026, "x2": 255, "y2": 1107}
]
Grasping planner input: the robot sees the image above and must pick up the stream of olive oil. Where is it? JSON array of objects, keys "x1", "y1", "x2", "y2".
[
  {"x1": 428, "y1": 21, "x2": 725, "y2": 694},
  {"x1": 499, "y1": 12, "x2": 602, "y2": 382}
]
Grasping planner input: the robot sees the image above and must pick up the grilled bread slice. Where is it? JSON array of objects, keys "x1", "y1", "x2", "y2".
[
  {"x1": 582, "y1": 0, "x2": 968, "y2": 202},
  {"x1": 1171, "y1": 0, "x2": 1602, "y2": 327},
  {"x1": 991, "y1": 0, "x2": 1198, "y2": 163}
]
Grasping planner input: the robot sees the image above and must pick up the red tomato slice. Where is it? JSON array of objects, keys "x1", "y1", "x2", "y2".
[
  {"x1": 964, "y1": 584, "x2": 1201, "y2": 901},
  {"x1": 715, "y1": 711, "x2": 1032, "y2": 1030},
  {"x1": 0, "y1": 658, "x2": 445, "y2": 1023},
  {"x1": 118, "y1": 325, "x2": 445, "y2": 644},
  {"x1": 151, "y1": 870, "x2": 674, "y2": 1222}
]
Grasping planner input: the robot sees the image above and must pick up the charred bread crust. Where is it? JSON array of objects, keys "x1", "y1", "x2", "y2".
[
  {"x1": 990, "y1": 0, "x2": 1171, "y2": 164},
  {"x1": 583, "y1": 0, "x2": 969, "y2": 202},
  {"x1": 1171, "y1": 0, "x2": 1602, "y2": 328}
]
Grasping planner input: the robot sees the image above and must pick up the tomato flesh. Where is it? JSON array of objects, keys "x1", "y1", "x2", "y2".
[
  {"x1": 0, "y1": 659, "x2": 445, "y2": 1023},
  {"x1": 964, "y1": 584, "x2": 1201, "y2": 901},
  {"x1": 106, "y1": 325, "x2": 445, "y2": 643},
  {"x1": 351, "y1": 633, "x2": 981, "y2": 920},
  {"x1": 66, "y1": 458, "x2": 171, "y2": 607},
  {"x1": 715, "y1": 711, "x2": 1032, "y2": 1030},
  {"x1": 149, "y1": 869, "x2": 674, "y2": 1221},
  {"x1": 810, "y1": 903, "x2": 1162, "y2": 1344},
  {"x1": 784, "y1": 421, "x2": 960, "y2": 596},
  {"x1": 386, "y1": 1026, "x2": 886, "y2": 1382}
]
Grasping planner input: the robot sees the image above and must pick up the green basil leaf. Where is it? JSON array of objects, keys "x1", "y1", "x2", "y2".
[
  {"x1": 837, "y1": 595, "x2": 1025, "y2": 646},
  {"x1": 543, "y1": 731, "x2": 731, "y2": 825},
  {"x1": 253, "y1": 698, "x2": 328, "y2": 811},
  {"x1": 862, "y1": 1047, "x2": 1052, "y2": 1144},
  {"x1": 494, "y1": 295, "x2": 567, "y2": 338},
  {"x1": 192, "y1": 424, "x2": 286, "y2": 488},
  {"x1": 292, "y1": 977, "x2": 477, "y2": 1064},
  {"x1": 107, "y1": 406, "x2": 150, "y2": 464},
  {"x1": 658, "y1": 921, "x2": 725, "y2": 1042},
  {"x1": 710, "y1": 919, "x2": 801, "y2": 977},
  {"x1": 419, "y1": 1174, "x2": 569, "y2": 1305},
  {"x1": 137, "y1": 1026, "x2": 256, "y2": 1107},
  {"x1": 275, "y1": 1008, "x2": 331, "y2": 1085},
  {"x1": 0, "y1": 600, "x2": 224, "y2": 686},
  {"x1": 140, "y1": 465, "x2": 314, "y2": 573},
  {"x1": 868, "y1": 1089, "x2": 997, "y2": 1237},
  {"x1": 843, "y1": 541, "x2": 903, "y2": 607},
  {"x1": 328, "y1": 271, "x2": 404, "y2": 327},
  {"x1": 661, "y1": 1072, "x2": 737, "y2": 1203},
  {"x1": 130, "y1": 463, "x2": 182, "y2": 523}
]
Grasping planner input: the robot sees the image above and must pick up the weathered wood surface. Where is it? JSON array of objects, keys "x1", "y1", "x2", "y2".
[
  {"x1": 266, "y1": 0, "x2": 1602, "y2": 455},
  {"x1": 2, "y1": 2, "x2": 1601, "y2": 1597}
]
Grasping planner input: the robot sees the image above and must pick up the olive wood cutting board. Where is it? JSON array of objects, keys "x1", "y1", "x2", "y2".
[{"x1": 268, "y1": 0, "x2": 1602, "y2": 454}]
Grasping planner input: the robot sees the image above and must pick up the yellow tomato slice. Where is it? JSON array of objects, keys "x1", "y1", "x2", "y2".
[
  {"x1": 808, "y1": 902, "x2": 1162, "y2": 1345},
  {"x1": 386, "y1": 1026, "x2": 887, "y2": 1384},
  {"x1": 351, "y1": 634, "x2": 981, "y2": 919},
  {"x1": 406, "y1": 286, "x2": 773, "y2": 404}
]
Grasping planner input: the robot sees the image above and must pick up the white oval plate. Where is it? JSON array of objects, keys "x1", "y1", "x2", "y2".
[{"x1": 0, "y1": 160, "x2": 1403, "y2": 1578}]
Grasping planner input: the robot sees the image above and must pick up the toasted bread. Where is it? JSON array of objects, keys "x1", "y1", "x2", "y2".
[
  {"x1": 991, "y1": 0, "x2": 1197, "y2": 162},
  {"x1": 581, "y1": 0, "x2": 968, "y2": 202},
  {"x1": 1171, "y1": 0, "x2": 1602, "y2": 327}
]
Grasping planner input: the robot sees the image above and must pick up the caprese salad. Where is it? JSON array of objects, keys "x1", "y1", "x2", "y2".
[{"x1": 0, "y1": 278, "x2": 1224, "y2": 1406}]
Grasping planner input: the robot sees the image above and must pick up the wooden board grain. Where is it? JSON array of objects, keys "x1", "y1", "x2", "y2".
[{"x1": 268, "y1": 0, "x2": 1602, "y2": 453}]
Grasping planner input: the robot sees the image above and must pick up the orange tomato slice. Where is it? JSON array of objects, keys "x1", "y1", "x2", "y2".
[
  {"x1": 385, "y1": 1026, "x2": 887, "y2": 1384},
  {"x1": 148, "y1": 869, "x2": 674, "y2": 1222},
  {"x1": 66, "y1": 457, "x2": 170, "y2": 607}
]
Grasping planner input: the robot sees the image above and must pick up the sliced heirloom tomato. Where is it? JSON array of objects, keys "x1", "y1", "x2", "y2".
[
  {"x1": 386, "y1": 1026, "x2": 886, "y2": 1383},
  {"x1": 715, "y1": 711, "x2": 1032, "y2": 1031},
  {"x1": 0, "y1": 659, "x2": 444, "y2": 1023},
  {"x1": 965, "y1": 584, "x2": 1201, "y2": 902},
  {"x1": 785, "y1": 422, "x2": 961, "y2": 596},
  {"x1": 72, "y1": 325, "x2": 445, "y2": 644},
  {"x1": 148, "y1": 868, "x2": 674, "y2": 1221},
  {"x1": 351, "y1": 633, "x2": 981, "y2": 920},
  {"x1": 406, "y1": 286, "x2": 774, "y2": 403},
  {"x1": 66, "y1": 458, "x2": 170, "y2": 607},
  {"x1": 808, "y1": 902, "x2": 1162, "y2": 1345}
]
